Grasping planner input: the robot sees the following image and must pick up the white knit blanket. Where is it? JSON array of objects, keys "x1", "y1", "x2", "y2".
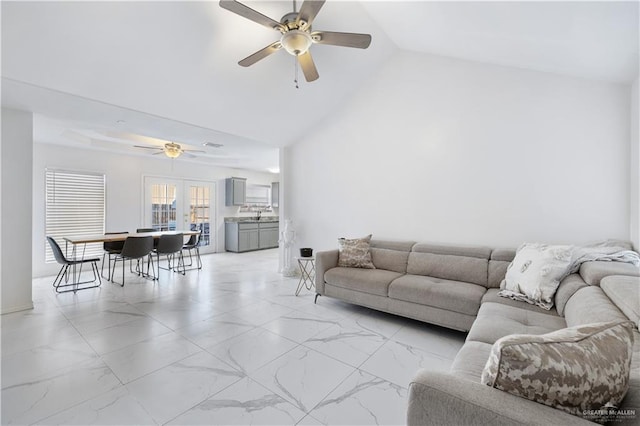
[{"x1": 569, "y1": 245, "x2": 639, "y2": 273}]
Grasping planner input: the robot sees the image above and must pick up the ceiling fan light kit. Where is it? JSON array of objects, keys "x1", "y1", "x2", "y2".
[
  {"x1": 219, "y1": 0, "x2": 372, "y2": 84},
  {"x1": 134, "y1": 142, "x2": 205, "y2": 159},
  {"x1": 281, "y1": 30, "x2": 313, "y2": 56},
  {"x1": 163, "y1": 142, "x2": 182, "y2": 158}
]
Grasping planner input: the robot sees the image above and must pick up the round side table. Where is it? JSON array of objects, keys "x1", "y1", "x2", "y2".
[{"x1": 295, "y1": 256, "x2": 315, "y2": 296}]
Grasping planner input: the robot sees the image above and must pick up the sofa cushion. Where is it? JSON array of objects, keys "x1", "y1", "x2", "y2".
[
  {"x1": 579, "y1": 261, "x2": 640, "y2": 286},
  {"x1": 488, "y1": 260, "x2": 510, "y2": 288},
  {"x1": 412, "y1": 243, "x2": 492, "y2": 259},
  {"x1": 324, "y1": 267, "x2": 402, "y2": 297},
  {"x1": 467, "y1": 302, "x2": 566, "y2": 345},
  {"x1": 491, "y1": 248, "x2": 517, "y2": 262},
  {"x1": 499, "y1": 243, "x2": 574, "y2": 310},
  {"x1": 370, "y1": 248, "x2": 410, "y2": 273},
  {"x1": 555, "y1": 274, "x2": 588, "y2": 317},
  {"x1": 407, "y1": 252, "x2": 489, "y2": 286},
  {"x1": 450, "y1": 341, "x2": 493, "y2": 382},
  {"x1": 601, "y1": 275, "x2": 640, "y2": 329},
  {"x1": 482, "y1": 289, "x2": 560, "y2": 316},
  {"x1": 370, "y1": 239, "x2": 415, "y2": 252},
  {"x1": 564, "y1": 286, "x2": 629, "y2": 328},
  {"x1": 488, "y1": 248, "x2": 516, "y2": 290},
  {"x1": 480, "y1": 321, "x2": 635, "y2": 422},
  {"x1": 388, "y1": 274, "x2": 486, "y2": 316}
]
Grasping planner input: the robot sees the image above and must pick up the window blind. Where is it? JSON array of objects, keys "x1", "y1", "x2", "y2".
[{"x1": 45, "y1": 169, "x2": 106, "y2": 262}]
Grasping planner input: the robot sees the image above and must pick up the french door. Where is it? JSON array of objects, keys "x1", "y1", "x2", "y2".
[{"x1": 143, "y1": 177, "x2": 216, "y2": 254}]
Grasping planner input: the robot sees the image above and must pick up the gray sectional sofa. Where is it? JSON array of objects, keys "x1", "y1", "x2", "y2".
[{"x1": 315, "y1": 240, "x2": 640, "y2": 425}]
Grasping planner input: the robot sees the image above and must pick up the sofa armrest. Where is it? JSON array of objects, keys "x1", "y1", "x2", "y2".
[
  {"x1": 408, "y1": 370, "x2": 593, "y2": 426},
  {"x1": 315, "y1": 249, "x2": 339, "y2": 295},
  {"x1": 579, "y1": 261, "x2": 640, "y2": 286}
]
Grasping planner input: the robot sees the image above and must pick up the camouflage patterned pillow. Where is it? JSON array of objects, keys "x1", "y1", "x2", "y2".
[
  {"x1": 338, "y1": 235, "x2": 375, "y2": 269},
  {"x1": 481, "y1": 321, "x2": 634, "y2": 423}
]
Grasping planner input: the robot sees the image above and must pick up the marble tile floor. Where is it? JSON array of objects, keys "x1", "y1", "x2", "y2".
[{"x1": 1, "y1": 249, "x2": 466, "y2": 425}]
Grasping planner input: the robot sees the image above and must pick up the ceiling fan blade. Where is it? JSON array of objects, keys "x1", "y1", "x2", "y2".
[
  {"x1": 297, "y1": 51, "x2": 319, "y2": 82},
  {"x1": 134, "y1": 145, "x2": 162, "y2": 150},
  {"x1": 311, "y1": 31, "x2": 372, "y2": 49},
  {"x1": 203, "y1": 142, "x2": 224, "y2": 148},
  {"x1": 152, "y1": 151, "x2": 166, "y2": 155},
  {"x1": 219, "y1": 0, "x2": 285, "y2": 32},
  {"x1": 184, "y1": 149, "x2": 206, "y2": 154},
  {"x1": 239, "y1": 41, "x2": 282, "y2": 67},
  {"x1": 183, "y1": 152, "x2": 198, "y2": 159},
  {"x1": 296, "y1": 0, "x2": 325, "y2": 29}
]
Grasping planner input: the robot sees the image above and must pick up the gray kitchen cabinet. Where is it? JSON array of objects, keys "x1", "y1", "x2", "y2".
[
  {"x1": 239, "y1": 228, "x2": 259, "y2": 251},
  {"x1": 271, "y1": 182, "x2": 279, "y2": 208},
  {"x1": 258, "y1": 222, "x2": 279, "y2": 249},
  {"x1": 225, "y1": 177, "x2": 246, "y2": 206},
  {"x1": 225, "y1": 221, "x2": 279, "y2": 252}
]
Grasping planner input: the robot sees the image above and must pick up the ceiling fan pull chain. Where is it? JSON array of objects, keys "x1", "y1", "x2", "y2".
[{"x1": 294, "y1": 56, "x2": 299, "y2": 89}]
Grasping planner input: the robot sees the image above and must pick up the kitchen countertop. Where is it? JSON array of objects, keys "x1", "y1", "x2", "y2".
[{"x1": 224, "y1": 217, "x2": 279, "y2": 224}]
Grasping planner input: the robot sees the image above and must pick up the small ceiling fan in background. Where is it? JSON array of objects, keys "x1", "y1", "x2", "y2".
[
  {"x1": 219, "y1": 0, "x2": 372, "y2": 83},
  {"x1": 134, "y1": 142, "x2": 206, "y2": 159}
]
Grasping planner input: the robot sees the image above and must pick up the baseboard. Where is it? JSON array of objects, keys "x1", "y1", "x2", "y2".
[{"x1": 1, "y1": 301, "x2": 34, "y2": 315}]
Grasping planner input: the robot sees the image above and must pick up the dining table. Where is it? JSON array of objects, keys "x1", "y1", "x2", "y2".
[{"x1": 63, "y1": 230, "x2": 201, "y2": 260}]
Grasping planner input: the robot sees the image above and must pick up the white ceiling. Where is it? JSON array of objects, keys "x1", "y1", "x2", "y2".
[
  {"x1": 362, "y1": 1, "x2": 639, "y2": 83},
  {"x1": 2, "y1": 1, "x2": 638, "y2": 171}
]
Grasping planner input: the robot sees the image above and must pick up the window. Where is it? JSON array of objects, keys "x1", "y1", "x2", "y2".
[
  {"x1": 150, "y1": 183, "x2": 177, "y2": 231},
  {"x1": 45, "y1": 169, "x2": 106, "y2": 262}
]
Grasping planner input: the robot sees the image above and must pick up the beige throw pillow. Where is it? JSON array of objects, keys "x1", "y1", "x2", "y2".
[
  {"x1": 338, "y1": 235, "x2": 375, "y2": 269},
  {"x1": 499, "y1": 243, "x2": 574, "y2": 310},
  {"x1": 481, "y1": 321, "x2": 634, "y2": 422}
]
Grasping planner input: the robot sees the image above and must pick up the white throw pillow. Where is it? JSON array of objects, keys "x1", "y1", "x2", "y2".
[{"x1": 499, "y1": 243, "x2": 574, "y2": 310}]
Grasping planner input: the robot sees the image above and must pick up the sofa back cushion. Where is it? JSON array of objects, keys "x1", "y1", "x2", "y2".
[
  {"x1": 408, "y1": 243, "x2": 491, "y2": 286},
  {"x1": 369, "y1": 240, "x2": 414, "y2": 273},
  {"x1": 601, "y1": 275, "x2": 640, "y2": 329},
  {"x1": 487, "y1": 248, "x2": 515, "y2": 288},
  {"x1": 564, "y1": 285, "x2": 629, "y2": 328},
  {"x1": 554, "y1": 274, "x2": 588, "y2": 316}
]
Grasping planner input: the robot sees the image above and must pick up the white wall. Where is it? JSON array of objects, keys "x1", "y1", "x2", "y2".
[
  {"x1": 33, "y1": 143, "x2": 278, "y2": 277},
  {"x1": 631, "y1": 77, "x2": 639, "y2": 250},
  {"x1": 2, "y1": 108, "x2": 34, "y2": 313},
  {"x1": 285, "y1": 51, "x2": 631, "y2": 253}
]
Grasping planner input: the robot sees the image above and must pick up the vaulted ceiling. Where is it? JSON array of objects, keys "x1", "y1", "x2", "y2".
[{"x1": 2, "y1": 1, "x2": 638, "y2": 171}]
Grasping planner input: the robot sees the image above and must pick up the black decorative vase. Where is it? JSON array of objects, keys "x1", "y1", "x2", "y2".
[{"x1": 300, "y1": 248, "x2": 313, "y2": 258}]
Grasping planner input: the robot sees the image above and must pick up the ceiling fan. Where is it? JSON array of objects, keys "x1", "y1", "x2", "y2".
[
  {"x1": 134, "y1": 142, "x2": 205, "y2": 159},
  {"x1": 219, "y1": 0, "x2": 372, "y2": 82}
]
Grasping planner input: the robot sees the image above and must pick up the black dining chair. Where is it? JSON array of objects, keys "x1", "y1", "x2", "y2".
[
  {"x1": 154, "y1": 233, "x2": 185, "y2": 276},
  {"x1": 136, "y1": 228, "x2": 155, "y2": 233},
  {"x1": 47, "y1": 236, "x2": 101, "y2": 293},
  {"x1": 136, "y1": 228, "x2": 158, "y2": 249},
  {"x1": 182, "y1": 232, "x2": 202, "y2": 271},
  {"x1": 110, "y1": 236, "x2": 155, "y2": 286},
  {"x1": 101, "y1": 231, "x2": 128, "y2": 280}
]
